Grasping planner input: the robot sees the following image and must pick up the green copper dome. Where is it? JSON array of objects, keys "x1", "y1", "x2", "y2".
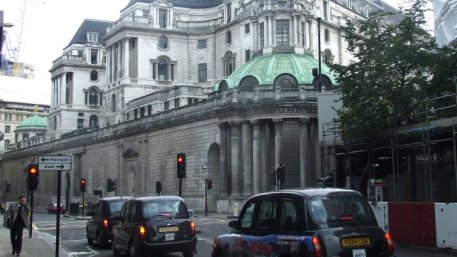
[
  {"x1": 15, "y1": 114, "x2": 47, "y2": 132},
  {"x1": 217, "y1": 53, "x2": 336, "y2": 90}
]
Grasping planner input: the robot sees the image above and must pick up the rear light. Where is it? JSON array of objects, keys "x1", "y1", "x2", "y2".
[
  {"x1": 312, "y1": 236, "x2": 323, "y2": 257},
  {"x1": 103, "y1": 218, "x2": 109, "y2": 229},
  {"x1": 188, "y1": 221, "x2": 197, "y2": 237},
  {"x1": 138, "y1": 225, "x2": 147, "y2": 241},
  {"x1": 384, "y1": 232, "x2": 395, "y2": 255}
]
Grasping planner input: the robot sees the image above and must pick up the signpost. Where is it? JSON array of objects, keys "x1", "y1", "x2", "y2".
[{"x1": 39, "y1": 155, "x2": 72, "y2": 257}]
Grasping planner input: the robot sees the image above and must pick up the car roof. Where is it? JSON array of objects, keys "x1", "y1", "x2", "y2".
[
  {"x1": 250, "y1": 188, "x2": 362, "y2": 199},
  {"x1": 99, "y1": 196, "x2": 134, "y2": 202},
  {"x1": 134, "y1": 195, "x2": 184, "y2": 202}
]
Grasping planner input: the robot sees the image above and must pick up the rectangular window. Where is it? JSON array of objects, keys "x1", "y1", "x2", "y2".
[
  {"x1": 159, "y1": 9, "x2": 167, "y2": 28},
  {"x1": 245, "y1": 50, "x2": 251, "y2": 62},
  {"x1": 323, "y1": 1, "x2": 329, "y2": 20},
  {"x1": 148, "y1": 105, "x2": 152, "y2": 115},
  {"x1": 4, "y1": 139, "x2": 10, "y2": 150},
  {"x1": 276, "y1": 20, "x2": 290, "y2": 47},
  {"x1": 226, "y1": 3, "x2": 232, "y2": 22},
  {"x1": 78, "y1": 113, "x2": 84, "y2": 117},
  {"x1": 152, "y1": 63, "x2": 157, "y2": 80},
  {"x1": 226, "y1": 31, "x2": 232, "y2": 44},
  {"x1": 260, "y1": 22, "x2": 265, "y2": 48},
  {"x1": 197, "y1": 39, "x2": 207, "y2": 49},
  {"x1": 164, "y1": 101, "x2": 169, "y2": 110},
  {"x1": 198, "y1": 63, "x2": 207, "y2": 82},
  {"x1": 77, "y1": 119, "x2": 84, "y2": 129},
  {"x1": 174, "y1": 98, "x2": 180, "y2": 108},
  {"x1": 187, "y1": 98, "x2": 193, "y2": 105},
  {"x1": 5, "y1": 125, "x2": 11, "y2": 133},
  {"x1": 91, "y1": 49, "x2": 98, "y2": 64},
  {"x1": 140, "y1": 107, "x2": 145, "y2": 117},
  {"x1": 87, "y1": 32, "x2": 99, "y2": 43},
  {"x1": 245, "y1": 23, "x2": 250, "y2": 34},
  {"x1": 134, "y1": 109, "x2": 138, "y2": 119}
]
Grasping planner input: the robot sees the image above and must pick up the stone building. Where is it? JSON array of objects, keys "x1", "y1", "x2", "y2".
[
  {"x1": 434, "y1": 0, "x2": 457, "y2": 46},
  {"x1": 0, "y1": 0, "x2": 392, "y2": 212}
]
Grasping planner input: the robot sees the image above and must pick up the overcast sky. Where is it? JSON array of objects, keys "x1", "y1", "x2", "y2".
[{"x1": 0, "y1": 0, "x2": 430, "y2": 105}]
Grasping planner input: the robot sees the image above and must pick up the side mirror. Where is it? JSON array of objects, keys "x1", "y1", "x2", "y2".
[
  {"x1": 188, "y1": 209, "x2": 194, "y2": 219},
  {"x1": 228, "y1": 220, "x2": 240, "y2": 230}
]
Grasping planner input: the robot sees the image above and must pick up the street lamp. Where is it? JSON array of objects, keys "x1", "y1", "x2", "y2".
[{"x1": 317, "y1": 16, "x2": 322, "y2": 93}]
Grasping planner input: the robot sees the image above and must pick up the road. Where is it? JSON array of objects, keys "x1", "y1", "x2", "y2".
[{"x1": 32, "y1": 212, "x2": 457, "y2": 257}]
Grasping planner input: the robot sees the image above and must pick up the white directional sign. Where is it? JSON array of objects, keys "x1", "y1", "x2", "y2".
[{"x1": 39, "y1": 155, "x2": 72, "y2": 171}]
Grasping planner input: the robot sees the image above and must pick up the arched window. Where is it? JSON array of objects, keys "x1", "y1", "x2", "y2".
[
  {"x1": 90, "y1": 70, "x2": 98, "y2": 81},
  {"x1": 218, "y1": 81, "x2": 228, "y2": 92},
  {"x1": 223, "y1": 51, "x2": 235, "y2": 77},
  {"x1": 158, "y1": 58, "x2": 168, "y2": 81},
  {"x1": 159, "y1": 36, "x2": 168, "y2": 49},
  {"x1": 89, "y1": 88, "x2": 98, "y2": 106},
  {"x1": 239, "y1": 76, "x2": 259, "y2": 91},
  {"x1": 323, "y1": 49, "x2": 334, "y2": 65},
  {"x1": 274, "y1": 74, "x2": 298, "y2": 90},
  {"x1": 111, "y1": 94, "x2": 116, "y2": 112},
  {"x1": 89, "y1": 115, "x2": 99, "y2": 128}
]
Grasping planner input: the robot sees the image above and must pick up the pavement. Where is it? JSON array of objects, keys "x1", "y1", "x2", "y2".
[{"x1": 0, "y1": 223, "x2": 69, "y2": 257}]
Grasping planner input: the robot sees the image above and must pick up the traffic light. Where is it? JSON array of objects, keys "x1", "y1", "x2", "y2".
[
  {"x1": 27, "y1": 164, "x2": 39, "y2": 191},
  {"x1": 177, "y1": 153, "x2": 186, "y2": 178},
  {"x1": 269, "y1": 172, "x2": 277, "y2": 186},
  {"x1": 206, "y1": 179, "x2": 213, "y2": 190},
  {"x1": 156, "y1": 181, "x2": 162, "y2": 194},
  {"x1": 80, "y1": 178, "x2": 87, "y2": 193},
  {"x1": 107, "y1": 178, "x2": 115, "y2": 192}
]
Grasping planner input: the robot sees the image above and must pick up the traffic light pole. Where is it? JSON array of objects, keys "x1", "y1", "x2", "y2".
[
  {"x1": 205, "y1": 178, "x2": 208, "y2": 217},
  {"x1": 56, "y1": 170, "x2": 62, "y2": 257},
  {"x1": 82, "y1": 191, "x2": 85, "y2": 217},
  {"x1": 179, "y1": 178, "x2": 182, "y2": 197},
  {"x1": 29, "y1": 189, "x2": 34, "y2": 238}
]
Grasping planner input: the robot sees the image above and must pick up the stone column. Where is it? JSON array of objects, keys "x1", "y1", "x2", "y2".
[
  {"x1": 218, "y1": 123, "x2": 229, "y2": 197},
  {"x1": 273, "y1": 119, "x2": 283, "y2": 170},
  {"x1": 124, "y1": 38, "x2": 130, "y2": 78},
  {"x1": 251, "y1": 120, "x2": 261, "y2": 194},
  {"x1": 260, "y1": 121, "x2": 268, "y2": 192},
  {"x1": 117, "y1": 42, "x2": 122, "y2": 80},
  {"x1": 242, "y1": 121, "x2": 253, "y2": 196},
  {"x1": 267, "y1": 16, "x2": 272, "y2": 48},
  {"x1": 230, "y1": 121, "x2": 242, "y2": 197},
  {"x1": 299, "y1": 118, "x2": 310, "y2": 187},
  {"x1": 61, "y1": 73, "x2": 67, "y2": 105}
]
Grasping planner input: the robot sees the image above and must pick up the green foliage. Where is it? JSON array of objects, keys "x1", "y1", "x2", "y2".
[{"x1": 333, "y1": 0, "x2": 437, "y2": 142}]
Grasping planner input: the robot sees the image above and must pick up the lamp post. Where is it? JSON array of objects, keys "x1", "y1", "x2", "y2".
[{"x1": 317, "y1": 16, "x2": 322, "y2": 93}]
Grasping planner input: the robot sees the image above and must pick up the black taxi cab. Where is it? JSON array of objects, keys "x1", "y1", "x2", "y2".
[
  {"x1": 212, "y1": 188, "x2": 394, "y2": 257},
  {"x1": 112, "y1": 196, "x2": 197, "y2": 257}
]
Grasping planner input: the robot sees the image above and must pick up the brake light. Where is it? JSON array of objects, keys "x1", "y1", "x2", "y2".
[
  {"x1": 103, "y1": 218, "x2": 109, "y2": 229},
  {"x1": 138, "y1": 225, "x2": 147, "y2": 240},
  {"x1": 384, "y1": 232, "x2": 395, "y2": 255},
  {"x1": 189, "y1": 221, "x2": 197, "y2": 237},
  {"x1": 312, "y1": 236, "x2": 323, "y2": 257}
]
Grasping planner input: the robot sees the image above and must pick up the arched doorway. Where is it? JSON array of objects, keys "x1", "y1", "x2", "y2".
[{"x1": 207, "y1": 143, "x2": 221, "y2": 211}]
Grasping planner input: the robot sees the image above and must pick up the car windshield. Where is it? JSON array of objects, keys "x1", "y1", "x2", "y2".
[
  {"x1": 109, "y1": 201, "x2": 124, "y2": 215},
  {"x1": 308, "y1": 194, "x2": 376, "y2": 227},
  {"x1": 143, "y1": 200, "x2": 188, "y2": 219}
]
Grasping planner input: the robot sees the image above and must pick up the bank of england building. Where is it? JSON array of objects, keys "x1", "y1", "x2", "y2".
[{"x1": 0, "y1": 0, "x2": 392, "y2": 212}]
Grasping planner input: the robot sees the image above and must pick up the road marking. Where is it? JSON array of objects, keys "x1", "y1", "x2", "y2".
[
  {"x1": 32, "y1": 224, "x2": 39, "y2": 231},
  {"x1": 61, "y1": 239, "x2": 87, "y2": 243},
  {"x1": 198, "y1": 237, "x2": 215, "y2": 244}
]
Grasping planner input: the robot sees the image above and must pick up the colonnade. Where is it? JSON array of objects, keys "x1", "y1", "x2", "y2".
[{"x1": 218, "y1": 117, "x2": 318, "y2": 197}]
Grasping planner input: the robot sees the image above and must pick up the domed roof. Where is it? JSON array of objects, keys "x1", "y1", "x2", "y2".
[
  {"x1": 15, "y1": 114, "x2": 47, "y2": 132},
  {"x1": 123, "y1": 0, "x2": 223, "y2": 10},
  {"x1": 218, "y1": 53, "x2": 337, "y2": 90}
]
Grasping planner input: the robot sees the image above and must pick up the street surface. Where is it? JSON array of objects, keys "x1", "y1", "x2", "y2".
[{"x1": 30, "y1": 212, "x2": 457, "y2": 257}]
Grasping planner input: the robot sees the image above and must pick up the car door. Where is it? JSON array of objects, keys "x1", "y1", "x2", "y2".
[
  {"x1": 87, "y1": 202, "x2": 100, "y2": 240},
  {"x1": 115, "y1": 201, "x2": 131, "y2": 251}
]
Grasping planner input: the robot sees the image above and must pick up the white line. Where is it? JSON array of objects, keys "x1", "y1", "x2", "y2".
[
  {"x1": 61, "y1": 239, "x2": 87, "y2": 243},
  {"x1": 86, "y1": 245, "x2": 99, "y2": 255}
]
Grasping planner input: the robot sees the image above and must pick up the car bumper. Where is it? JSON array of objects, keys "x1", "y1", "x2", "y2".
[{"x1": 140, "y1": 237, "x2": 197, "y2": 253}]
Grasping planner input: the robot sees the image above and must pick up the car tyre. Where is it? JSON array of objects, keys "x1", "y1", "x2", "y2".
[
  {"x1": 183, "y1": 251, "x2": 194, "y2": 257},
  {"x1": 112, "y1": 241, "x2": 121, "y2": 257}
]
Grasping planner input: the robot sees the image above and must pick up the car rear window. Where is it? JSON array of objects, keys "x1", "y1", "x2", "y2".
[
  {"x1": 308, "y1": 194, "x2": 376, "y2": 227},
  {"x1": 143, "y1": 200, "x2": 188, "y2": 219},
  {"x1": 109, "y1": 201, "x2": 125, "y2": 215}
]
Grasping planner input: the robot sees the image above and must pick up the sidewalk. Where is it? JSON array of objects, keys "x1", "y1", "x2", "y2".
[{"x1": 0, "y1": 225, "x2": 68, "y2": 257}]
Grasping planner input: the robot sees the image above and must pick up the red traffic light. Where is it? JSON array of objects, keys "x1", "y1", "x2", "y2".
[
  {"x1": 177, "y1": 156, "x2": 184, "y2": 163},
  {"x1": 28, "y1": 164, "x2": 39, "y2": 177},
  {"x1": 80, "y1": 178, "x2": 86, "y2": 185}
]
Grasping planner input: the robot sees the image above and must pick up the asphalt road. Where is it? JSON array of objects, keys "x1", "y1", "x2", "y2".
[{"x1": 31, "y1": 212, "x2": 457, "y2": 257}]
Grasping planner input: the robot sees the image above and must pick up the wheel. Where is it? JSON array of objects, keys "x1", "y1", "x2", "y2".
[
  {"x1": 183, "y1": 251, "x2": 194, "y2": 257},
  {"x1": 129, "y1": 241, "x2": 144, "y2": 257},
  {"x1": 112, "y1": 241, "x2": 121, "y2": 257},
  {"x1": 87, "y1": 237, "x2": 93, "y2": 245}
]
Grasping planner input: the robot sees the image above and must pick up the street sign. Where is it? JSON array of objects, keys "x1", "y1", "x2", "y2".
[
  {"x1": 38, "y1": 155, "x2": 72, "y2": 171},
  {"x1": 39, "y1": 155, "x2": 71, "y2": 164}
]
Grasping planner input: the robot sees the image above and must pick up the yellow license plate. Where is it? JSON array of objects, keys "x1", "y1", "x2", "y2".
[
  {"x1": 158, "y1": 226, "x2": 179, "y2": 233},
  {"x1": 341, "y1": 237, "x2": 371, "y2": 248}
]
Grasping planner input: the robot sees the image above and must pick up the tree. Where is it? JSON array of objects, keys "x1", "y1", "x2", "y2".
[{"x1": 333, "y1": 0, "x2": 436, "y2": 142}]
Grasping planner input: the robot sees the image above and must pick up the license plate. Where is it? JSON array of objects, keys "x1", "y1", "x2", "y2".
[
  {"x1": 341, "y1": 237, "x2": 371, "y2": 248},
  {"x1": 165, "y1": 233, "x2": 175, "y2": 241},
  {"x1": 352, "y1": 249, "x2": 366, "y2": 257},
  {"x1": 158, "y1": 226, "x2": 179, "y2": 233}
]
